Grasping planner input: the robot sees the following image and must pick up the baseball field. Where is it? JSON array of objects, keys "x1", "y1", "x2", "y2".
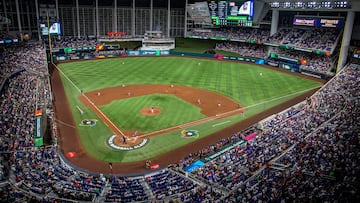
[{"x1": 51, "y1": 55, "x2": 323, "y2": 174}]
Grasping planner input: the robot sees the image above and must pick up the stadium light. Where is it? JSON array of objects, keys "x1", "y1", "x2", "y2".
[
  {"x1": 271, "y1": 2, "x2": 280, "y2": 8},
  {"x1": 295, "y1": 2, "x2": 304, "y2": 8},
  {"x1": 269, "y1": 0, "x2": 350, "y2": 9}
]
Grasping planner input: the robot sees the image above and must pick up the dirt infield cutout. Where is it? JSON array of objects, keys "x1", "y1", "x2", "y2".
[{"x1": 79, "y1": 84, "x2": 244, "y2": 149}]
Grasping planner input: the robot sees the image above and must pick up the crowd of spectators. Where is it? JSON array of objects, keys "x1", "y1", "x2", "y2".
[
  {"x1": 282, "y1": 28, "x2": 306, "y2": 46},
  {"x1": 191, "y1": 26, "x2": 340, "y2": 75},
  {"x1": 215, "y1": 41, "x2": 268, "y2": 59},
  {"x1": 0, "y1": 64, "x2": 47, "y2": 152},
  {"x1": 192, "y1": 27, "x2": 341, "y2": 54},
  {"x1": 264, "y1": 28, "x2": 292, "y2": 44},
  {"x1": 300, "y1": 53, "x2": 337, "y2": 75},
  {"x1": 0, "y1": 42, "x2": 51, "y2": 199},
  {"x1": 146, "y1": 170, "x2": 198, "y2": 200},
  {"x1": 0, "y1": 42, "x2": 49, "y2": 158},
  {"x1": 225, "y1": 65, "x2": 360, "y2": 202},
  {"x1": 178, "y1": 185, "x2": 223, "y2": 202},
  {"x1": 273, "y1": 48, "x2": 336, "y2": 75},
  {"x1": 105, "y1": 176, "x2": 148, "y2": 202},
  {"x1": 191, "y1": 27, "x2": 270, "y2": 42},
  {"x1": 50, "y1": 36, "x2": 98, "y2": 49},
  {"x1": 294, "y1": 28, "x2": 340, "y2": 52},
  {"x1": 0, "y1": 183, "x2": 26, "y2": 202},
  {"x1": 214, "y1": 39, "x2": 337, "y2": 76},
  {"x1": 265, "y1": 27, "x2": 341, "y2": 52},
  {"x1": 0, "y1": 38, "x2": 359, "y2": 202}
]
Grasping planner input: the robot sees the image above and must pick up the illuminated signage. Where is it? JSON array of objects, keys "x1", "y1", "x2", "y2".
[{"x1": 293, "y1": 16, "x2": 344, "y2": 28}]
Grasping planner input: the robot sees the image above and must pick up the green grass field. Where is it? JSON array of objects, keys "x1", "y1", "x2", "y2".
[
  {"x1": 58, "y1": 56, "x2": 322, "y2": 163},
  {"x1": 100, "y1": 94, "x2": 204, "y2": 133}
]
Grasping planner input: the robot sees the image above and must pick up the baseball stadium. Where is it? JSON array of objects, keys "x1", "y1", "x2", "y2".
[{"x1": 0, "y1": 0, "x2": 359, "y2": 202}]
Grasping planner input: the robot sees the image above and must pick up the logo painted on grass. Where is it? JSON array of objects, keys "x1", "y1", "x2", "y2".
[
  {"x1": 181, "y1": 130, "x2": 199, "y2": 138},
  {"x1": 79, "y1": 119, "x2": 98, "y2": 127},
  {"x1": 107, "y1": 135, "x2": 149, "y2": 151}
]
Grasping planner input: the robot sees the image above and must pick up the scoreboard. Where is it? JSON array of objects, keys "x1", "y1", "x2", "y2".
[{"x1": 208, "y1": 0, "x2": 254, "y2": 27}]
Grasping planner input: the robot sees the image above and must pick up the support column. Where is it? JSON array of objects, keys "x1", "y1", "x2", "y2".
[
  {"x1": 82, "y1": 7, "x2": 85, "y2": 36},
  {"x1": 34, "y1": 0, "x2": 40, "y2": 40},
  {"x1": 20, "y1": 1, "x2": 25, "y2": 33},
  {"x1": 132, "y1": 0, "x2": 135, "y2": 36},
  {"x1": 26, "y1": 3, "x2": 31, "y2": 34},
  {"x1": 270, "y1": 9, "x2": 279, "y2": 36},
  {"x1": 337, "y1": 11, "x2": 355, "y2": 72},
  {"x1": 167, "y1": 0, "x2": 171, "y2": 37},
  {"x1": 93, "y1": 7, "x2": 96, "y2": 36},
  {"x1": 55, "y1": 0, "x2": 59, "y2": 20},
  {"x1": 2, "y1": 0, "x2": 9, "y2": 33},
  {"x1": 55, "y1": 0, "x2": 60, "y2": 38},
  {"x1": 114, "y1": 0, "x2": 117, "y2": 32},
  {"x1": 72, "y1": 8, "x2": 76, "y2": 36},
  {"x1": 184, "y1": 0, "x2": 188, "y2": 37},
  {"x1": 15, "y1": 0, "x2": 23, "y2": 40},
  {"x1": 150, "y1": 0, "x2": 153, "y2": 31},
  {"x1": 76, "y1": 0, "x2": 80, "y2": 38},
  {"x1": 96, "y1": 0, "x2": 99, "y2": 37}
]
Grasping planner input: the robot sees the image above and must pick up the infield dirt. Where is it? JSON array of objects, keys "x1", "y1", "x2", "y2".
[{"x1": 79, "y1": 84, "x2": 243, "y2": 144}]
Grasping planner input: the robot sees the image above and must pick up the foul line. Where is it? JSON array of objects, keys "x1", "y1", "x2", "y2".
[
  {"x1": 54, "y1": 64, "x2": 126, "y2": 137},
  {"x1": 54, "y1": 65, "x2": 82, "y2": 93},
  {"x1": 83, "y1": 94, "x2": 126, "y2": 136},
  {"x1": 212, "y1": 120, "x2": 231, "y2": 127},
  {"x1": 55, "y1": 119, "x2": 76, "y2": 128},
  {"x1": 244, "y1": 86, "x2": 321, "y2": 110}
]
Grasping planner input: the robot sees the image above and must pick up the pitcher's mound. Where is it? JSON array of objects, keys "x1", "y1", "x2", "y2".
[{"x1": 140, "y1": 107, "x2": 161, "y2": 116}]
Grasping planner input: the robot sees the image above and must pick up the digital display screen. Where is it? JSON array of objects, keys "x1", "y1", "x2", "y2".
[
  {"x1": 353, "y1": 49, "x2": 360, "y2": 59},
  {"x1": 40, "y1": 22, "x2": 62, "y2": 35},
  {"x1": 293, "y1": 16, "x2": 344, "y2": 28},
  {"x1": 208, "y1": 0, "x2": 254, "y2": 27}
]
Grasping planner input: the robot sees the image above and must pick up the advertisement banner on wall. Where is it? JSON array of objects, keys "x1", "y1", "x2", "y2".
[
  {"x1": 255, "y1": 59, "x2": 265, "y2": 64},
  {"x1": 141, "y1": 50, "x2": 157, "y2": 55},
  {"x1": 222, "y1": 55, "x2": 261, "y2": 63},
  {"x1": 57, "y1": 56, "x2": 67, "y2": 61},
  {"x1": 266, "y1": 61, "x2": 279, "y2": 67},
  {"x1": 127, "y1": 51, "x2": 140, "y2": 56},
  {"x1": 160, "y1": 50, "x2": 170, "y2": 55},
  {"x1": 126, "y1": 50, "x2": 170, "y2": 56},
  {"x1": 34, "y1": 112, "x2": 43, "y2": 147}
]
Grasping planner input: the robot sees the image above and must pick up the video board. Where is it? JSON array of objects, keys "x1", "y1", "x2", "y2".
[
  {"x1": 40, "y1": 22, "x2": 62, "y2": 36},
  {"x1": 293, "y1": 16, "x2": 344, "y2": 28},
  {"x1": 353, "y1": 48, "x2": 360, "y2": 59},
  {"x1": 208, "y1": 0, "x2": 254, "y2": 27}
]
